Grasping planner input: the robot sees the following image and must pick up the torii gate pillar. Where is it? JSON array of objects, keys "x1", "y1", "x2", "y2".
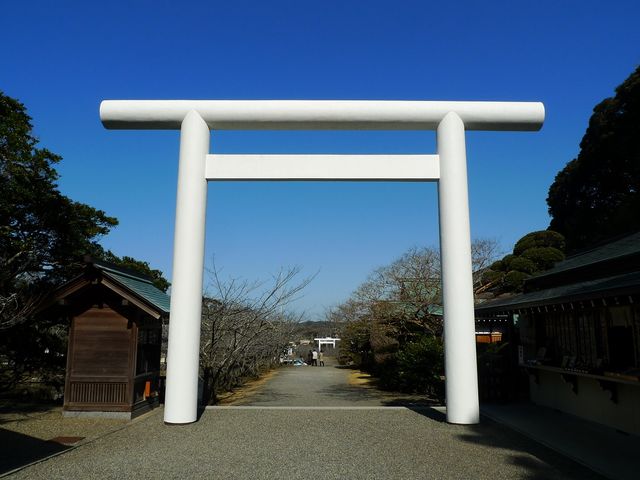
[
  {"x1": 437, "y1": 112, "x2": 478, "y2": 423},
  {"x1": 100, "y1": 100, "x2": 544, "y2": 425},
  {"x1": 163, "y1": 111, "x2": 210, "y2": 423}
]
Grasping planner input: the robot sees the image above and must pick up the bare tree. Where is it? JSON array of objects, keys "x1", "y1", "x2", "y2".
[
  {"x1": 471, "y1": 237, "x2": 502, "y2": 295},
  {"x1": 199, "y1": 264, "x2": 314, "y2": 404},
  {"x1": 0, "y1": 252, "x2": 45, "y2": 330},
  {"x1": 0, "y1": 291, "x2": 42, "y2": 330},
  {"x1": 332, "y1": 238, "x2": 501, "y2": 363}
]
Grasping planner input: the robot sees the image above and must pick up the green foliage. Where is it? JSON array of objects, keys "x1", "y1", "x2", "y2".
[
  {"x1": 0, "y1": 92, "x2": 168, "y2": 394},
  {"x1": 339, "y1": 318, "x2": 374, "y2": 367},
  {"x1": 482, "y1": 230, "x2": 565, "y2": 294},
  {"x1": 0, "y1": 91, "x2": 115, "y2": 390},
  {"x1": 390, "y1": 335, "x2": 444, "y2": 395},
  {"x1": 499, "y1": 254, "x2": 515, "y2": 271},
  {"x1": 489, "y1": 259, "x2": 504, "y2": 272},
  {"x1": 372, "y1": 334, "x2": 445, "y2": 398},
  {"x1": 547, "y1": 65, "x2": 640, "y2": 251},
  {"x1": 507, "y1": 256, "x2": 536, "y2": 274},
  {"x1": 0, "y1": 91, "x2": 118, "y2": 297},
  {"x1": 520, "y1": 247, "x2": 565, "y2": 270},
  {"x1": 503, "y1": 270, "x2": 529, "y2": 291},
  {"x1": 513, "y1": 231, "x2": 565, "y2": 255},
  {"x1": 481, "y1": 269, "x2": 503, "y2": 284},
  {"x1": 0, "y1": 316, "x2": 67, "y2": 393}
]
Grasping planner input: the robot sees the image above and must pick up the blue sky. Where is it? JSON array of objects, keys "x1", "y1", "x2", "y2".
[{"x1": 2, "y1": 1, "x2": 639, "y2": 318}]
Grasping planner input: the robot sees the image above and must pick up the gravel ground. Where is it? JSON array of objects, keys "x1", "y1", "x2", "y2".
[
  {"x1": 4, "y1": 407, "x2": 602, "y2": 480},
  {"x1": 3, "y1": 361, "x2": 603, "y2": 480},
  {"x1": 1, "y1": 406, "x2": 130, "y2": 441},
  {"x1": 0, "y1": 405, "x2": 155, "y2": 476}
]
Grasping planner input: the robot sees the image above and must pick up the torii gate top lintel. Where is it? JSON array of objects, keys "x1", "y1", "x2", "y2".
[{"x1": 100, "y1": 100, "x2": 544, "y2": 131}]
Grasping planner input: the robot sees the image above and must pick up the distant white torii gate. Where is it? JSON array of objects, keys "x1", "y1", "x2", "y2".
[
  {"x1": 314, "y1": 337, "x2": 341, "y2": 351},
  {"x1": 100, "y1": 100, "x2": 544, "y2": 425}
]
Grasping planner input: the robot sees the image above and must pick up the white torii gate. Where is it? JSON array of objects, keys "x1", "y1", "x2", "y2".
[
  {"x1": 314, "y1": 337, "x2": 341, "y2": 351},
  {"x1": 100, "y1": 100, "x2": 544, "y2": 425}
]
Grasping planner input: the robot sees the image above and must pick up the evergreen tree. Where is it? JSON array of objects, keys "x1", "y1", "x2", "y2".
[
  {"x1": 547, "y1": 66, "x2": 640, "y2": 251},
  {"x1": 0, "y1": 92, "x2": 169, "y2": 393},
  {"x1": 0, "y1": 91, "x2": 118, "y2": 328},
  {"x1": 482, "y1": 230, "x2": 565, "y2": 293}
]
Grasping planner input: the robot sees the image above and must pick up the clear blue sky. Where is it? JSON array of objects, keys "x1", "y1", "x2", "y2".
[{"x1": 2, "y1": 1, "x2": 639, "y2": 318}]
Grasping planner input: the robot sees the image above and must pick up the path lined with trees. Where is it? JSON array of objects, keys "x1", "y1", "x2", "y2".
[
  {"x1": 226, "y1": 357, "x2": 405, "y2": 407},
  {"x1": 199, "y1": 265, "x2": 313, "y2": 405}
]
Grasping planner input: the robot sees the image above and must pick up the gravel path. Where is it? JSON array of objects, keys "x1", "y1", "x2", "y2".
[
  {"x1": 5, "y1": 408, "x2": 601, "y2": 480},
  {"x1": 231, "y1": 360, "x2": 395, "y2": 406},
  {"x1": 4, "y1": 362, "x2": 603, "y2": 479}
]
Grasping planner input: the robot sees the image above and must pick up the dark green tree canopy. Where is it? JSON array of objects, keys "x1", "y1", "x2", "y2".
[
  {"x1": 0, "y1": 92, "x2": 118, "y2": 295},
  {"x1": 483, "y1": 230, "x2": 565, "y2": 293},
  {"x1": 513, "y1": 230, "x2": 565, "y2": 256},
  {"x1": 547, "y1": 66, "x2": 640, "y2": 252},
  {"x1": 0, "y1": 91, "x2": 169, "y2": 326},
  {"x1": 1, "y1": 92, "x2": 171, "y2": 392}
]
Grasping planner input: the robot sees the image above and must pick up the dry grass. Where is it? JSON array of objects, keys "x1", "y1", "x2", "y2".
[
  {"x1": 347, "y1": 369, "x2": 375, "y2": 387},
  {"x1": 214, "y1": 369, "x2": 282, "y2": 405}
]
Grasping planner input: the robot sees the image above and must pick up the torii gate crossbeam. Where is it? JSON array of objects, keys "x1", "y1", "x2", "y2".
[{"x1": 100, "y1": 100, "x2": 544, "y2": 425}]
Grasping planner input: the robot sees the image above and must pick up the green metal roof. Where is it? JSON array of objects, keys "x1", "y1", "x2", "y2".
[
  {"x1": 476, "y1": 271, "x2": 640, "y2": 313},
  {"x1": 96, "y1": 264, "x2": 171, "y2": 314},
  {"x1": 533, "y1": 231, "x2": 640, "y2": 280}
]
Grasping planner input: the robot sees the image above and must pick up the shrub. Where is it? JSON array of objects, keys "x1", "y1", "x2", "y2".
[
  {"x1": 508, "y1": 256, "x2": 537, "y2": 274},
  {"x1": 500, "y1": 254, "x2": 516, "y2": 271},
  {"x1": 504, "y1": 270, "x2": 529, "y2": 291},
  {"x1": 481, "y1": 269, "x2": 503, "y2": 284},
  {"x1": 392, "y1": 335, "x2": 444, "y2": 397},
  {"x1": 489, "y1": 259, "x2": 505, "y2": 272},
  {"x1": 521, "y1": 247, "x2": 565, "y2": 270},
  {"x1": 513, "y1": 230, "x2": 565, "y2": 255}
]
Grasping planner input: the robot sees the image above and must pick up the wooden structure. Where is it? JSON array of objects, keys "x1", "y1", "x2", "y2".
[
  {"x1": 476, "y1": 232, "x2": 640, "y2": 434},
  {"x1": 46, "y1": 258, "x2": 169, "y2": 419}
]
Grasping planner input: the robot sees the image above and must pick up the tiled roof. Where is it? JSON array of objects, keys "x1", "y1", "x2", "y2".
[{"x1": 96, "y1": 263, "x2": 170, "y2": 314}]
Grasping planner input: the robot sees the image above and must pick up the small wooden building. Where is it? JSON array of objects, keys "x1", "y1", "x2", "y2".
[
  {"x1": 475, "y1": 232, "x2": 640, "y2": 435},
  {"x1": 46, "y1": 258, "x2": 170, "y2": 419}
]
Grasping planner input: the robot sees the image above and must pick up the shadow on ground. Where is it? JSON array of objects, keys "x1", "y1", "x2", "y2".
[
  {"x1": 0, "y1": 403, "x2": 57, "y2": 426},
  {"x1": 405, "y1": 407, "x2": 605, "y2": 480},
  {"x1": 314, "y1": 382, "x2": 385, "y2": 402},
  {"x1": 0, "y1": 428, "x2": 69, "y2": 475}
]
